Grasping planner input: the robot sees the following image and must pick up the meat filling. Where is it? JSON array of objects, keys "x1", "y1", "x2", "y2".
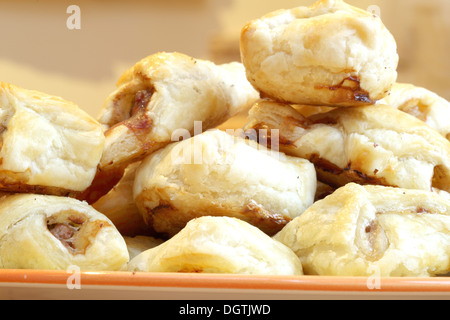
[
  {"x1": 131, "y1": 89, "x2": 154, "y2": 117},
  {"x1": 124, "y1": 89, "x2": 155, "y2": 146},
  {"x1": 398, "y1": 98, "x2": 429, "y2": 122},
  {"x1": 47, "y1": 212, "x2": 88, "y2": 254},
  {"x1": 316, "y1": 76, "x2": 374, "y2": 104},
  {"x1": 48, "y1": 223, "x2": 79, "y2": 250}
]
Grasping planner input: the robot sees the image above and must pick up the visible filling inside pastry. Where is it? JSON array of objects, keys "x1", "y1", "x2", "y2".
[
  {"x1": 249, "y1": 104, "x2": 450, "y2": 192},
  {"x1": 0, "y1": 170, "x2": 78, "y2": 197},
  {"x1": 358, "y1": 206, "x2": 443, "y2": 262},
  {"x1": 104, "y1": 88, "x2": 154, "y2": 141},
  {"x1": 47, "y1": 212, "x2": 86, "y2": 253},
  {"x1": 309, "y1": 154, "x2": 343, "y2": 176},
  {"x1": 249, "y1": 123, "x2": 296, "y2": 149},
  {"x1": 306, "y1": 156, "x2": 391, "y2": 189},
  {"x1": 242, "y1": 200, "x2": 292, "y2": 234},
  {"x1": 0, "y1": 124, "x2": 6, "y2": 139},
  {"x1": 130, "y1": 89, "x2": 153, "y2": 117},
  {"x1": 398, "y1": 98, "x2": 429, "y2": 122},
  {"x1": 47, "y1": 210, "x2": 110, "y2": 254},
  {"x1": 360, "y1": 217, "x2": 389, "y2": 261},
  {"x1": 432, "y1": 165, "x2": 448, "y2": 191},
  {"x1": 123, "y1": 88, "x2": 155, "y2": 147},
  {"x1": 315, "y1": 76, "x2": 373, "y2": 104},
  {"x1": 251, "y1": 123, "x2": 390, "y2": 188}
]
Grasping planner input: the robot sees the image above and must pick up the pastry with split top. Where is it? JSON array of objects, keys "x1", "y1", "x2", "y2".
[
  {"x1": 378, "y1": 83, "x2": 450, "y2": 140},
  {"x1": 0, "y1": 82, "x2": 104, "y2": 197},
  {"x1": 240, "y1": 0, "x2": 398, "y2": 107},
  {"x1": 133, "y1": 129, "x2": 316, "y2": 237},
  {"x1": 0, "y1": 193, "x2": 129, "y2": 271},
  {"x1": 246, "y1": 101, "x2": 450, "y2": 193},
  {"x1": 275, "y1": 183, "x2": 450, "y2": 277},
  {"x1": 127, "y1": 216, "x2": 303, "y2": 275}
]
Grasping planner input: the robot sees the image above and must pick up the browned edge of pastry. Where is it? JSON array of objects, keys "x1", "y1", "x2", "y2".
[{"x1": 136, "y1": 192, "x2": 292, "y2": 239}]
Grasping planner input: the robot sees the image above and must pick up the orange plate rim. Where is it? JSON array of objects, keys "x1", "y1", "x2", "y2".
[{"x1": 0, "y1": 270, "x2": 449, "y2": 293}]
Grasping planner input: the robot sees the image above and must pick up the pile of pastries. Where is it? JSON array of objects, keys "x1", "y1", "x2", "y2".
[{"x1": 1, "y1": 0, "x2": 450, "y2": 278}]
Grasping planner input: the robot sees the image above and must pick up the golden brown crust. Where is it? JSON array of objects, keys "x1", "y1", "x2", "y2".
[
  {"x1": 275, "y1": 183, "x2": 450, "y2": 277},
  {"x1": 75, "y1": 165, "x2": 126, "y2": 205},
  {"x1": 246, "y1": 100, "x2": 450, "y2": 192},
  {"x1": 378, "y1": 83, "x2": 450, "y2": 140},
  {"x1": 135, "y1": 191, "x2": 292, "y2": 238},
  {"x1": 0, "y1": 82, "x2": 105, "y2": 196},
  {"x1": 133, "y1": 129, "x2": 317, "y2": 237},
  {"x1": 87, "y1": 52, "x2": 259, "y2": 204},
  {"x1": 240, "y1": 0, "x2": 398, "y2": 107},
  {"x1": 127, "y1": 216, "x2": 303, "y2": 275},
  {"x1": 0, "y1": 193, "x2": 129, "y2": 271},
  {"x1": 97, "y1": 52, "x2": 259, "y2": 172},
  {"x1": 92, "y1": 162, "x2": 157, "y2": 237}
]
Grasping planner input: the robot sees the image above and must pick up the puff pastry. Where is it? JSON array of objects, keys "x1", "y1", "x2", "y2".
[
  {"x1": 246, "y1": 100, "x2": 450, "y2": 193},
  {"x1": 274, "y1": 183, "x2": 450, "y2": 277},
  {"x1": 133, "y1": 129, "x2": 317, "y2": 237},
  {"x1": 292, "y1": 105, "x2": 335, "y2": 118},
  {"x1": 94, "y1": 52, "x2": 260, "y2": 197},
  {"x1": 124, "y1": 235, "x2": 164, "y2": 260},
  {"x1": 314, "y1": 181, "x2": 335, "y2": 201},
  {"x1": 92, "y1": 161, "x2": 155, "y2": 237},
  {"x1": 378, "y1": 83, "x2": 450, "y2": 140},
  {"x1": 0, "y1": 193, "x2": 129, "y2": 271},
  {"x1": 240, "y1": 0, "x2": 398, "y2": 107},
  {"x1": 127, "y1": 216, "x2": 303, "y2": 275},
  {"x1": 0, "y1": 82, "x2": 105, "y2": 196}
]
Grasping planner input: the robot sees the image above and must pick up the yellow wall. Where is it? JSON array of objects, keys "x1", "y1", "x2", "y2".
[{"x1": 0, "y1": 0, "x2": 448, "y2": 118}]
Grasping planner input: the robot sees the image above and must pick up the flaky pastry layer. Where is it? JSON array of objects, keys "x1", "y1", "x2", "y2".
[
  {"x1": 246, "y1": 101, "x2": 450, "y2": 193},
  {"x1": 0, "y1": 193, "x2": 129, "y2": 271},
  {"x1": 133, "y1": 129, "x2": 316, "y2": 237},
  {"x1": 0, "y1": 82, "x2": 105, "y2": 195},
  {"x1": 240, "y1": 0, "x2": 398, "y2": 106},
  {"x1": 128, "y1": 216, "x2": 303, "y2": 275},
  {"x1": 274, "y1": 183, "x2": 450, "y2": 277},
  {"x1": 98, "y1": 52, "x2": 260, "y2": 171},
  {"x1": 379, "y1": 83, "x2": 450, "y2": 140}
]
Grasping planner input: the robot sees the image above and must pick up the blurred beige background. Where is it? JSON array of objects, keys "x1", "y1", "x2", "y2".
[{"x1": 0, "y1": 0, "x2": 448, "y2": 118}]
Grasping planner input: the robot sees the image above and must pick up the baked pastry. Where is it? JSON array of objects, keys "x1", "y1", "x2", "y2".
[
  {"x1": 92, "y1": 161, "x2": 155, "y2": 237},
  {"x1": 133, "y1": 129, "x2": 316, "y2": 237},
  {"x1": 240, "y1": 0, "x2": 398, "y2": 107},
  {"x1": 292, "y1": 105, "x2": 335, "y2": 118},
  {"x1": 124, "y1": 235, "x2": 164, "y2": 260},
  {"x1": 314, "y1": 181, "x2": 335, "y2": 201},
  {"x1": 378, "y1": 83, "x2": 450, "y2": 140},
  {"x1": 246, "y1": 100, "x2": 450, "y2": 193},
  {"x1": 274, "y1": 183, "x2": 450, "y2": 277},
  {"x1": 0, "y1": 193, "x2": 129, "y2": 271},
  {"x1": 0, "y1": 82, "x2": 105, "y2": 196},
  {"x1": 96, "y1": 52, "x2": 259, "y2": 180},
  {"x1": 82, "y1": 52, "x2": 259, "y2": 204},
  {"x1": 127, "y1": 216, "x2": 303, "y2": 275}
]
